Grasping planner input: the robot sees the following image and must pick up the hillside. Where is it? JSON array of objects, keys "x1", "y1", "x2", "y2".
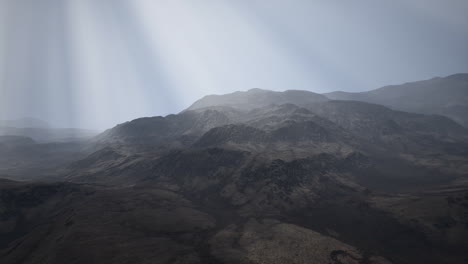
[{"x1": 1, "y1": 87, "x2": 468, "y2": 264}]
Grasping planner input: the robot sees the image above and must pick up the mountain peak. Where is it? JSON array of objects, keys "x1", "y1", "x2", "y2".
[
  {"x1": 186, "y1": 88, "x2": 328, "y2": 112},
  {"x1": 247, "y1": 88, "x2": 267, "y2": 92}
]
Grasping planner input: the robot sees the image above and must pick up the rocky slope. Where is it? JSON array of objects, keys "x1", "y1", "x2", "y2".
[{"x1": 1, "y1": 85, "x2": 468, "y2": 264}]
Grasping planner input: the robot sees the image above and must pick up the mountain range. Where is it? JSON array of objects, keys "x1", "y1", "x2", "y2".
[
  {"x1": 0, "y1": 118, "x2": 99, "y2": 143},
  {"x1": 0, "y1": 75, "x2": 467, "y2": 264},
  {"x1": 325, "y1": 73, "x2": 468, "y2": 127}
]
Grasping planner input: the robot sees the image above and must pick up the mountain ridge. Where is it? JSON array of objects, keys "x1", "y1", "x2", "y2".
[
  {"x1": 186, "y1": 88, "x2": 329, "y2": 111},
  {"x1": 1, "y1": 76, "x2": 468, "y2": 264},
  {"x1": 324, "y1": 73, "x2": 468, "y2": 127}
]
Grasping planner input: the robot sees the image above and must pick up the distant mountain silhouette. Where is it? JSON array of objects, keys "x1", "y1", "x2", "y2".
[
  {"x1": 0, "y1": 126, "x2": 99, "y2": 143},
  {"x1": 187, "y1": 88, "x2": 328, "y2": 111},
  {"x1": 0, "y1": 119, "x2": 97, "y2": 179},
  {"x1": 325, "y1": 73, "x2": 468, "y2": 127}
]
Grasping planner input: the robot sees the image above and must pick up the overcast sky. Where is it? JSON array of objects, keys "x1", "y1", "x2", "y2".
[{"x1": 1, "y1": 0, "x2": 467, "y2": 129}]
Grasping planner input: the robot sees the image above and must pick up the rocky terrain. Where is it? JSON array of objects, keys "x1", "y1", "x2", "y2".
[{"x1": 1, "y1": 83, "x2": 468, "y2": 263}]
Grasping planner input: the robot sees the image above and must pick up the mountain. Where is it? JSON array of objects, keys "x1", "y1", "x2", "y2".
[
  {"x1": 187, "y1": 88, "x2": 329, "y2": 111},
  {"x1": 325, "y1": 73, "x2": 468, "y2": 127},
  {"x1": 79, "y1": 99, "x2": 468, "y2": 190},
  {"x1": 0, "y1": 117, "x2": 99, "y2": 143},
  {"x1": 1, "y1": 84, "x2": 468, "y2": 264}
]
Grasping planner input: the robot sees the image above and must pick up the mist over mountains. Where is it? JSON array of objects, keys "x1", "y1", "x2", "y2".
[
  {"x1": 0, "y1": 118, "x2": 99, "y2": 143},
  {"x1": 0, "y1": 75, "x2": 468, "y2": 264},
  {"x1": 325, "y1": 73, "x2": 468, "y2": 127},
  {"x1": 0, "y1": 118, "x2": 98, "y2": 180},
  {"x1": 187, "y1": 88, "x2": 329, "y2": 111},
  {"x1": 0, "y1": 118, "x2": 51, "y2": 129}
]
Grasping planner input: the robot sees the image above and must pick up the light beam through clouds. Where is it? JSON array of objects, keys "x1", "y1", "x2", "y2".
[
  {"x1": 1, "y1": 0, "x2": 467, "y2": 129},
  {"x1": 0, "y1": 0, "x2": 6, "y2": 121}
]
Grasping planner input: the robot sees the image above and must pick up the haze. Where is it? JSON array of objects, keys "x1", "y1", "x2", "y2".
[{"x1": 1, "y1": 0, "x2": 467, "y2": 129}]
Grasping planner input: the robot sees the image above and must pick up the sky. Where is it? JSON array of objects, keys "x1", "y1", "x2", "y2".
[{"x1": 1, "y1": 0, "x2": 467, "y2": 130}]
